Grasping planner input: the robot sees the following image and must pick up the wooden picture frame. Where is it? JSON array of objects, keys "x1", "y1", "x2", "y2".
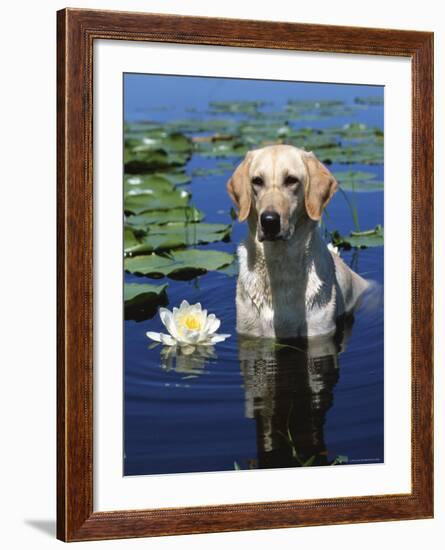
[{"x1": 57, "y1": 8, "x2": 434, "y2": 542}]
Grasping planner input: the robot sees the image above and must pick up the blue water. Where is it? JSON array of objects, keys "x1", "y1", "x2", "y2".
[{"x1": 123, "y1": 75, "x2": 384, "y2": 475}]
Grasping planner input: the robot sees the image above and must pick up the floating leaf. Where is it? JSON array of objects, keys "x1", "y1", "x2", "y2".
[
  {"x1": 239, "y1": 119, "x2": 289, "y2": 135},
  {"x1": 209, "y1": 100, "x2": 268, "y2": 114},
  {"x1": 324, "y1": 123, "x2": 383, "y2": 141},
  {"x1": 124, "y1": 174, "x2": 174, "y2": 196},
  {"x1": 285, "y1": 133, "x2": 339, "y2": 151},
  {"x1": 317, "y1": 144, "x2": 383, "y2": 165},
  {"x1": 287, "y1": 99, "x2": 344, "y2": 109},
  {"x1": 331, "y1": 225, "x2": 384, "y2": 249},
  {"x1": 124, "y1": 282, "x2": 168, "y2": 303},
  {"x1": 124, "y1": 227, "x2": 140, "y2": 251},
  {"x1": 124, "y1": 282, "x2": 168, "y2": 322},
  {"x1": 125, "y1": 129, "x2": 192, "y2": 154},
  {"x1": 124, "y1": 149, "x2": 190, "y2": 173},
  {"x1": 192, "y1": 164, "x2": 234, "y2": 177},
  {"x1": 354, "y1": 96, "x2": 383, "y2": 106},
  {"x1": 125, "y1": 206, "x2": 204, "y2": 229},
  {"x1": 335, "y1": 171, "x2": 383, "y2": 192},
  {"x1": 218, "y1": 260, "x2": 239, "y2": 277},
  {"x1": 166, "y1": 118, "x2": 239, "y2": 134},
  {"x1": 195, "y1": 140, "x2": 249, "y2": 159},
  {"x1": 153, "y1": 171, "x2": 191, "y2": 186},
  {"x1": 124, "y1": 188, "x2": 190, "y2": 215},
  {"x1": 125, "y1": 249, "x2": 235, "y2": 279},
  {"x1": 125, "y1": 223, "x2": 232, "y2": 255}
]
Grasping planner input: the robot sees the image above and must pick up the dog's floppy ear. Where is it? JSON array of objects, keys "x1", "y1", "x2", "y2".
[
  {"x1": 303, "y1": 151, "x2": 338, "y2": 221},
  {"x1": 226, "y1": 152, "x2": 252, "y2": 222}
]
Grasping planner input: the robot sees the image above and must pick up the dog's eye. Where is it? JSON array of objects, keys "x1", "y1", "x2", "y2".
[
  {"x1": 284, "y1": 175, "x2": 300, "y2": 186},
  {"x1": 251, "y1": 176, "x2": 264, "y2": 187}
]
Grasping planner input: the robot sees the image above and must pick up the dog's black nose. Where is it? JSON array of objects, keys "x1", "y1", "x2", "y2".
[{"x1": 260, "y1": 211, "x2": 281, "y2": 238}]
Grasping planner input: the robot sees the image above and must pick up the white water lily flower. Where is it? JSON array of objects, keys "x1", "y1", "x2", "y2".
[
  {"x1": 146, "y1": 300, "x2": 230, "y2": 347},
  {"x1": 327, "y1": 242, "x2": 340, "y2": 256}
]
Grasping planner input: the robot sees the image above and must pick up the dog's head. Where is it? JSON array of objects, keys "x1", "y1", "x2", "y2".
[{"x1": 227, "y1": 145, "x2": 337, "y2": 241}]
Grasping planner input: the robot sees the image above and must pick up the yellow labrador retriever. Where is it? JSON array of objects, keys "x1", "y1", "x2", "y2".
[{"x1": 227, "y1": 144, "x2": 370, "y2": 338}]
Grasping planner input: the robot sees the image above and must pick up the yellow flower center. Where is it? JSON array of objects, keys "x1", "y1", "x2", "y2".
[{"x1": 182, "y1": 315, "x2": 201, "y2": 331}]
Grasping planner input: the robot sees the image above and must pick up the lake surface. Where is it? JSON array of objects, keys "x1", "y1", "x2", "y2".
[{"x1": 123, "y1": 75, "x2": 384, "y2": 476}]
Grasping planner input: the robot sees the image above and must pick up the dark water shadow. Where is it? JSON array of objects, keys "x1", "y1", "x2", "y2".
[{"x1": 24, "y1": 519, "x2": 56, "y2": 537}]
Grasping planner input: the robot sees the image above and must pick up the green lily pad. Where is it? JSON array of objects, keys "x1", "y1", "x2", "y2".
[
  {"x1": 125, "y1": 129, "x2": 192, "y2": 153},
  {"x1": 124, "y1": 174, "x2": 174, "y2": 196},
  {"x1": 124, "y1": 227, "x2": 140, "y2": 249},
  {"x1": 324, "y1": 123, "x2": 383, "y2": 140},
  {"x1": 285, "y1": 132, "x2": 339, "y2": 151},
  {"x1": 218, "y1": 259, "x2": 239, "y2": 277},
  {"x1": 354, "y1": 96, "x2": 384, "y2": 106},
  {"x1": 124, "y1": 149, "x2": 190, "y2": 173},
  {"x1": 125, "y1": 249, "x2": 235, "y2": 279},
  {"x1": 317, "y1": 144, "x2": 383, "y2": 165},
  {"x1": 195, "y1": 140, "x2": 249, "y2": 159},
  {"x1": 192, "y1": 164, "x2": 233, "y2": 177},
  {"x1": 331, "y1": 225, "x2": 384, "y2": 249},
  {"x1": 335, "y1": 171, "x2": 383, "y2": 192},
  {"x1": 238, "y1": 119, "x2": 287, "y2": 131},
  {"x1": 125, "y1": 223, "x2": 232, "y2": 255},
  {"x1": 124, "y1": 172, "x2": 190, "y2": 194},
  {"x1": 124, "y1": 282, "x2": 168, "y2": 303},
  {"x1": 209, "y1": 100, "x2": 268, "y2": 114},
  {"x1": 153, "y1": 171, "x2": 191, "y2": 186},
  {"x1": 285, "y1": 110, "x2": 332, "y2": 122},
  {"x1": 283, "y1": 100, "x2": 357, "y2": 122},
  {"x1": 124, "y1": 188, "x2": 190, "y2": 215},
  {"x1": 166, "y1": 118, "x2": 239, "y2": 134},
  {"x1": 287, "y1": 99, "x2": 345, "y2": 109},
  {"x1": 124, "y1": 282, "x2": 168, "y2": 322},
  {"x1": 125, "y1": 206, "x2": 204, "y2": 229}
]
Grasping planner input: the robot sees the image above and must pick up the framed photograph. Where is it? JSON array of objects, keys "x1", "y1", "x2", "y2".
[{"x1": 57, "y1": 8, "x2": 433, "y2": 542}]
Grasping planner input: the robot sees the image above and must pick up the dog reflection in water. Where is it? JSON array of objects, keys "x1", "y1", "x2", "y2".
[{"x1": 239, "y1": 319, "x2": 353, "y2": 469}]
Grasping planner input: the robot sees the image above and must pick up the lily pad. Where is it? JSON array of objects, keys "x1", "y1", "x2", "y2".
[
  {"x1": 331, "y1": 225, "x2": 384, "y2": 249},
  {"x1": 124, "y1": 174, "x2": 174, "y2": 196},
  {"x1": 125, "y1": 249, "x2": 235, "y2": 279},
  {"x1": 283, "y1": 100, "x2": 357, "y2": 122},
  {"x1": 324, "y1": 123, "x2": 383, "y2": 140},
  {"x1": 317, "y1": 144, "x2": 383, "y2": 165},
  {"x1": 354, "y1": 96, "x2": 384, "y2": 106},
  {"x1": 209, "y1": 100, "x2": 268, "y2": 114},
  {"x1": 124, "y1": 149, "x2": 190, "y2": 173},
  {"x1": 124, "y1": 282, "x2": 168, "y2": 303},
  {"x1": 166, "y1": 118, "x2": 239, "y2": 134},
  {"x1": 125, "y1": 129, "x2": 192, "y2": 154},
  {"x1": 125, "y1": 206, "x2": 204, "y2": 229},
  {"x1": 287, "y1": 99, "x2": 344, "y2": 109},
  {"x1": 218, "y1": 260, "x2": 239, "y2": 277},
  {"x1": 335, "y1": 171, "x2": 383, "y2": 192},
  {"x1": 125, "y1": 223, "x2": 232, "y2": 255},
  {"x1": 195, "y1": 140, "x2": 249, "y2": 159},
  {"x1": 124, "y1": 227, "x2": 140, "y2": 250},
  {"x1": 285, "y1": 132, "x2": 339, "y2": 151},
  {"x1": 124, "y1": 188, "x2": 190, "y2": 215},
  {"x1": 192, "y1": 164, "x2": 233, "y2": 177},
  {"x1": 124, "y1": 282, "x2": 168, "y2": 322},
  {"x1": 153, "y1": 171, "x2": 191, "y2": 186}
]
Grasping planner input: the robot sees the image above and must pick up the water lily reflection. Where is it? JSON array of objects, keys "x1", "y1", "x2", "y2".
[{"x1": 160, "y1": 344, "x2": 217, "y2": 375}]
